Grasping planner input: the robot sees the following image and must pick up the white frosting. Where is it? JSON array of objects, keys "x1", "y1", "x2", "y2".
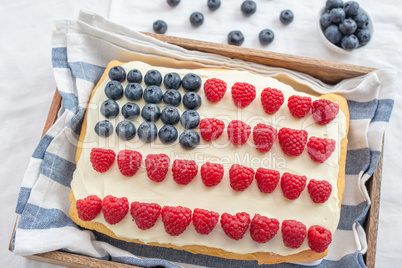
[{"x1": 71, "y1": 61, "x2": 347, "y2": 256}]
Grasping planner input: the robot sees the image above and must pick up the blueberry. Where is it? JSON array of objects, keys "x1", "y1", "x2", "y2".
[
  {"x1": 341, "y1": 34, "x2": 359, "y2": 50},
  {"x1": 163, "y1": 89, "x2": 182, "y2": 106},
  {"x1": 144, "y1": 69, "x2": 162, "y2": 86},
  {"x1": 329, "y1": 8, "x2": 345, "y2": 24},
  {"x1": 159, "y1": 124, "x2": 178, "y2": 144},
  {"x1": 153, "y1": 20, "x2": 168, "y2": 34},
  {"x1": 207, "y1": 0, "x2": 221, "y2": 11},
  {"x1": 320, "y1": 12, "x2": 332, "y2": 30},
  {"x1": 105, "y1": 80, "x2": 124, "y2": 100},
  {"x1": 339, "y1": 18, "x2": 357, "y2": 35},
  {"x1": 241, "y1": 1, "x2": 257, "y2": 17},
  {"x1": 180, "y1": 110, "x2": 200, "y2": 129},
  {"x1": 183, "y1": 92, "x2": 202, "y2": 110},
  {"x1": 161, "y1": 106, "x2": 180, "y2": 125},
  {"x1": 163, "y1": 72, "x2": 181, "y2": 90},
  {"x1": 179, "y1": 130, "x2": 200, "y2": 150},
  {"x1": 121, "y1": 102, "x2": 140, "y2": 120},
  {"x1": 100, "y1": 99, "x2": 119, "y2": 118},
  {"x1": 116, "y1": 121, "x2": 136, "y2": 140},
  {"x1": 143, "y1": 85, "x2": 163, "y2": 103},
  {"x1": 227, "y1": 30, "x2": 244, "y2": 46},
  {"x1": 259, "y1": 29, "x2": 275, "y2": 45},
  {"x1": 108, "y1": 66, "x2": 126, "y2": 82},
  {"x1": 353, "y1": 12, "x2": 369, "y2": 29},
  {"x1": 127, "y1": 69, "x2": 142, "y2": 83},
  {"x1": 190, "y1": 12, "x2": 204, "y2": 27},
  {"x1": 344, "y1": 1, "x2": 359, "y2": 17},
  {"x1": 167, "y1": 0, "x2": 180, "y2": 7},
  {"x1": 356, "y1": 29, "x2": 371, "y2": 46},
  {"x1": 326, "y1": 0, "x2": 344, "y2": 11},
  {"x1": 280, "y1": 10, "x2": 294, "y2": 25},
  {"x1": 138, "y1": 121, "x2": 158, "y2": 143},
  {"x1": 125, "y1": 83, "x2": 143, "y2": 101},
  {"x1": 182, "y1": 73, "x2": 202, "y2": 92},
  {"x1": 141, "y1": 103, "x2": 161, "y2": 122},
  {"x1": 324, "y1": 25, "x2": 342, "y2": 44},
  {"x1": 95, "y1": 120, "x2": 113, "y2": 137}
]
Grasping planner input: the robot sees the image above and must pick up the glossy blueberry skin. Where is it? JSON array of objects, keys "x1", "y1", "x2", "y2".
[
  {"x1": 344, "y1": 1, "x2": 359, "y2": 17},
  {"x1": 259, "y1": 29, "x2": 275, "y2": 45},
  {"x1": 163, "y1": 72, "x2": 181, "y2": 90},
  {"x1": 329, "y1": 8, "x2": 345, "y2": 24},
  {"x1": 280, "y1": 10, "x2": 294, "y2": 25},
  {"x1": 163, "y1": 89, "x2": 182, "y2": 106},
  {"x1": 180, "y1": 110, "x2": 200, "y2": 129},
  {"x1": 190, "y1": 12, "x2": 204, "y2": 27},
  {"x1": 144, "y1": 69, "x2": 162, "y2": 86},
  {"x1": 143, "y1": 85, "x2": 163, "y2": 103},
  {"x1": 161, "y1": 106, "x2": 180, "y2": 125},
  {"x1": 105, "y1": 80, "x2": 124, "y2": 100},
  {"x1": 95, "y1": 120, "x2": 113, "y2": 137},
  {"x1": 100, "y1": 99, "x2": 119, "y2": 118},
  {"x1": 159, "y1": 124, "x2": 178, "y2": 144},
  {"x1": 179, "y1": 130, "x2": 200, "y2": 150},
  {"x1": 241, "y1": 0, "x2": 257, "y2": 17},
  {"x1": 125, "y1": 83, "x2": 143, "y2": 101},
  {"x1": 339, "y1": 18, "x2": 357, "y2": 35},
  {"x1": 108, "y1": 66, "x2": 126, "y2": 82},
  {"x1": 341, "y1": 34, "x2": 359, "y2": 50},
  {"x1": 183, "y1": 92, "x2": 202, "y2": 110},
  {"x1": 127, "y1": 69, "x2": 143, "y2": 83},
  {"x1": 227, "y1": 30, "x2": 244, "y2": 46},
  {"x1": 324, "y1": 24, "x2": 343, "y2": 44},
  {"x1": 207, "y1": 0, "x2": 221, "y2": 11},
  {"x1": 320, "y1": 12, "x2": 332, "y2": 29},
  {"x1": 116, "y1": 121, "x2": 136, "y2": 140},
  {"x1": 326, "y1": 0, "x2": 344, "y2": 11},
  {"x1": 121, "y1": 102, "x2": 140, "y2": 120},
  {"x1": 141, "y1": 103, "x2": 161, "y2": 122},
  {"x1": 353, "y1": 12, "x2": 369, "y2": 29},
  {"x1": 138, "y1": 121, "x2": 158, "y2": 143},
  {"x1": 356, "y1": 29, "x2": 371, "y2": 46},
  {"x1": 167, "y1": 0, "x2": 180, "y2": 7},
  {"x1": 182, "y1": 73, "x2": 202, "y2": 92},
  {"x1": 153, "y1": 20, "x2": 168, "y2": 34}
]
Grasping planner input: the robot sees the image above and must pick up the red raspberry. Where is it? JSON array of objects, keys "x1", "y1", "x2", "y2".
[
  {"x1": 255, "y1": 168, "x2": 280, "y2": 193},
  {"x1": 204, "y1": 78, "x2": 227, "y2": 102},
  {"x1": 287, "y1": 95, "x2": 312, "y2": 118},
  {"x1": 227, "y1": 120, "x2": 251, "y2": 145},
  {"x1": 261, "y1": 87, "x2": 284, "y2": 114},
  {"x1": 90, "y1": 148, "x2": 116, "y2": 173},
  {"x1": 280, "y1": 172, "x2": 307, "y2": 200},
  {"x1": 192, "y1": 208, "x2": 220, "y2": 235},
  {"x1": 117, "y1": 150, "x2": 142, "y2": 176},
  {"x1": 199, "y1": 118, "x2": 225, "y2": 142},
  {"x1": 201, "y1": 162, "x2": 224, "y2": 187},
  {"x1": 130, "y1": 201, "x2": 161, "y2": 230},
  {"x1": 312, "y1": 99, "x2": 339, "y2": 125},
  {"x1": 252, "y1": 123, "x2": 277, "y2": 153},
  {"x1": 161, "y1": 205, "x2": 192, "y2": 236},
  {"x1": 76, "y1": 195, "x2": 102, "y2": 221},
  {"x1": 308, "y1": 179, "x2": 332, "y2": 203},
  {"x1": 278, "y1": 128, "x2": 308, "y2": 156},
  {"x1": 307, "y1": 137, "x2": 336, "y2": 163},
  {"x1": 229, "y1": 164, "x2": 255, "y2": 191},
  {"x1": 308, "y1": 225, "x2": 332, "y2": 253},
  {"x1": 220, "y1": 212, "x2": 250, "y2": 240},
  {"x1": 250, "y1": 214, "x2": 280, "y2": 243},
  {"x1": 231, "y1": 82, "x2": 256, "y2": 108},
  {"x1": 172, "y1": 159, "x2": 198, "y2": 185},
  {"x1": 145, "y1": 154, "x2": 170, "y2": 182},
  {"x1": 102, "y1": 195, "x2": 129, "y2": 225},
  {"x1": 281, "y1": 220, "x2": 307, "y2": 248}
]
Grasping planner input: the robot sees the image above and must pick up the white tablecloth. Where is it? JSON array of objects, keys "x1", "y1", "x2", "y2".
[{"x1": 1, "y1": 0, "x2": 401, "y2": 267}]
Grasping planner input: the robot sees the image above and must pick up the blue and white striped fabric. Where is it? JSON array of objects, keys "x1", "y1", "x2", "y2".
[{"x1": 13, "y1": 10, "x2": 395, "y2": 268}]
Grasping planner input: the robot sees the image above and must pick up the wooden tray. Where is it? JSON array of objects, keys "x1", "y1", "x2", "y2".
[{"x1": 10, "y1": 34, "x2": 381, "y2": 268}]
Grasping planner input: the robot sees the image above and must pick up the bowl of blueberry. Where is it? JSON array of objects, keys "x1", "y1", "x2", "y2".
[{"x1": 319, "y1": 0, "x2": 373, "y2": 53}]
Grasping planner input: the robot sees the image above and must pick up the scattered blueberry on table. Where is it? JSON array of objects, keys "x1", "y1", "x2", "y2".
[
  {"x1": 190, "y1": 12, "x2": 204, "y2": 27},
  {"x1": 161, "y1": 106, "x2": 180, "y2": 125},
  {"x1": 167, "y1": 0, "x2": 180, "y2": 7},
  {"x1": 105, "y1": 80, "x2": 124, "y2": 100},
  {"x1": 127, "y1": 69, "x2": 143, "y2": 83},
  {"x1": 179, "y1": 129, "x2": 200, "y2": 150},
  {"x1": 163, "y1": 89, "x2": 182, "y2": 106},
  {"x1": 280, "y1": 10, "x2": 294, "y2": 25},
  {"x1": 180, "y1": 110, "x2": 200, "y2": 129},
  {"x1": 141, "y1": 103, "x2": 161, "y2": 122},
  {"x1": 121, "y1": 102, "x2": 140, "y2": 120},
  {"x1": 183, "y1": 92, "x2": 202, "y2": 110},
  {"x1": 163, "y1": 72, "x2": 181, "y2": 90},
  {"x1": 227, "y1": 30, "x2": 244, "y2": 46},
  {"x1": 259, "y1": 29, "x2": 275, "y2": 45},
  {"x1": 138, "y1": 121, "x2": 158, "y2": 143},
  {"x1": 116, "y1": 120, "x2": 136, "y2": 140},
  {"x1": 182, "y1": 73, "x2": 202, "y2": 92},
  {"x1": 125, "y1": 83, "x2": 143, "y2": 101},
  {"x1": 143, "y1": 85, "x2": 163, "y2": 103},
  {"x1": 153, "y1": 20, "x2": 168, "y2": 34},
  {"x1": 95, "y1": 120, "x2": 113, "y2": 137},
  {"x1": 159, "y1": 124, "x2": 178, "y2": 144},
  {"x1": 100, "y1": 99, "x2": 119, "y2": 118},
  {"x1": 241, "y1": 1, "x2": 257, "y2": 17},
  {"x1": 207, "y1": 0, "x2": 221, "y2": 11}
]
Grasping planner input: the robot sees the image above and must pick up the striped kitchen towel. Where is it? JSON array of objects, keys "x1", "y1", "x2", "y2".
[{"x1": 13, "y1": 10, "x2": 395, "y2": 268}]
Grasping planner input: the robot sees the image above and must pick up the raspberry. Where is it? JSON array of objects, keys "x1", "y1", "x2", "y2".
[
  {"x1": 312, "y1": 99, "x2": 339, "y2": 125},
  {"x1": 130, "y1": 201, "x2": 161, "y2": 230},
  {"x1": 229, "y1": 164, "x2": 255, "y2": 191},
  {"x1": 76, "y1": 195, "x2": 102, "y2": 221},
  {"x1": 308, "y1": 225, "x2": 332, "y2": 253},
  {"x1": 227, "y1": 120, "x2": 251, "y2": 146},
  {"x1": 172, "y1": 159, "x2": 198, "y2": 185},
  {"x1": 255, "y1": 168, "x2": 280, "y2": 193},
  {"x1": 280, "y1": 172, "x2": 307, "y2": 200},
  {"x1": 281, "y1": 220, "x2": 307, "y2": 248},
  {"x1": 102, "y1": 195, "x2": 129, "y2": 225},
  {"x1": 145, "y1": 154, "x2": 170, "y2": 182},
  {"x1": 252, "y1": 123, "x2": 277, "y2": 152},
  {"x1": 287, "y1": 95, "x2": 312, "y2": 118},
  {"x1": 117, "y1": 150, "x2": 142, "y2": 176},
  {"x1": 161, "y1": 205, "x2": 192, "y2": 236},
  {"x1": 199, "y1": 118, "x2": 225, "y2": 142},
  {"x1": 203, "y1": 78, "x2": 227, "y2": 102},
  {"x1": 307, "y1": 137, "x2": 336, "y2": 163},
  {"x1": 192, "y1": 208, "x2": 220, "y2": 235},
  {"x1": 308, "y1": 179, "x2": 332, "y2": 203},
  {"x1": 201, "y1": 162, "x2": 224, "y2": 187},
  {"x1": 90, "y1": 148, "x2": 116, "y2": 173},
  {"x1": 220, "y1": 212, "x2": 250, "y2": 240},
  {"x1": 278, "y1": 128, "x2": 308, "y2": 156},
  {"x1": 231, "y1": 82, "x2": 256, "y2": 108},
  {"x1": 261, "y1": 87, "x2": 284, "y2": 114},
  {"x1": 250, "y1": 214, "x2": 280, "y2": 243}
]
